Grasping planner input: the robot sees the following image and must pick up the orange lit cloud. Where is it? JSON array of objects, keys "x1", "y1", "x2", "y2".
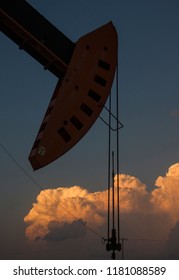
[
  {"x1": 24, "y1": 163, "x2": 179, "y2": 259},
  {"x1": 151, "y1": 163, "x2": 179, "y2": 223},
  {"x1": 24, "y1": 186, "x2": 107, "y2": 241}
]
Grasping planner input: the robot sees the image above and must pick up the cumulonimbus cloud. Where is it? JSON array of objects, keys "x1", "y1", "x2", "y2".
[{"x1": 24, "y1": 163, "x2": 179, "y2": 259}]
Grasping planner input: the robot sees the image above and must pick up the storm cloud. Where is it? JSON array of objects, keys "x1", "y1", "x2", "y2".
[{"x1": 24, "y1": 163, "x2": 179, "y2": 259}]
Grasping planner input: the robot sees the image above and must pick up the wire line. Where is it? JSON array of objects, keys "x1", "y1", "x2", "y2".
[
  {"x1": 107, "y1": 92, "x2": 111, "y2": 243},
  {"x1": 0, "y1": 142, "x2": 104, "y2": 240},
  {"x1": 116, "y1": 59, "x2": 121, "y2": 244}
]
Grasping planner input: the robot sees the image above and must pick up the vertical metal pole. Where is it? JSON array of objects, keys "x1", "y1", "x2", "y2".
[
  {"x1": 107, "y1": 93, "x2": 112, "y2": 243},
  {"x1": 112, "y1": 151, "x2": 115, "y2": 230},
  {"x1": 116, "y1": 60, "x2": 120, "y2": 244}
]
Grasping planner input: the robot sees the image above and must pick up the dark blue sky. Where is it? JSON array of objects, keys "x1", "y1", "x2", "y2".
[{"x1": 0, "y1": 0, "x2": 179, "y2": 259}]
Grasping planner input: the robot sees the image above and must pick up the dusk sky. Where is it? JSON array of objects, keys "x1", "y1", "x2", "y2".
[{"x1": 0, "y1": 0, "x2": 179, "y2": 260}]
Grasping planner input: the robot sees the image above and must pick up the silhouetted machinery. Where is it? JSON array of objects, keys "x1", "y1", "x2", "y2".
[
  {"x1": 0, "y1": 0, "x2": 121, "y2": 259},
  {"x1": 0, "y1": 0, "x2": 117, "y2": 170}
]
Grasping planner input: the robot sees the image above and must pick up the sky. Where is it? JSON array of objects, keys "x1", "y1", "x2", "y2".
[{"x1": 0, "y1": 0, "x2": 179, "y2": 260}]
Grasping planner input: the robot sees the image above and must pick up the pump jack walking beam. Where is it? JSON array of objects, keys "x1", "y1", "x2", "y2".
[{"x1": 0, "y1": 0, "x2": 75, "y2": 79}]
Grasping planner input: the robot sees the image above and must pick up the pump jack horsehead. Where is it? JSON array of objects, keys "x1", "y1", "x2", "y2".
[{"x1": 1, "y1": 0, "x2": 121, "y2": 259}]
